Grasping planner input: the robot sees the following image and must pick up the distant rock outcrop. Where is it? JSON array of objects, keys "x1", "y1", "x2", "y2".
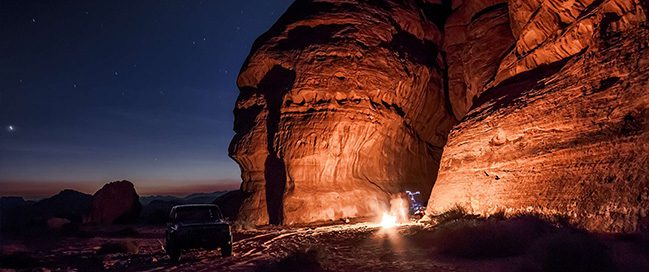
[
  {"x1": 1, "y1": 190, "x2": 91, "y2": 232},
  {"x1": 91, "y1": 180, "x2": 141, "y2": 224},
  {"x1": 35, "y1": 189, "x2": 92, "y2": 223}
]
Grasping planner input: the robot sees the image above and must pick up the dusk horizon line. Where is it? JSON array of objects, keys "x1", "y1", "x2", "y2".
[{"x1": 0, "y1": 178, "x2": 241, "y2": 200}]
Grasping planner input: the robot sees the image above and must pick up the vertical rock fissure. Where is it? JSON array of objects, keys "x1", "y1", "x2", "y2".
[
  {"x1": 440, "y1": 50, "x2": 459, "y2": 123},
  {"x1": 260, "y1": 65, "x2": 295, "y2": 225}
]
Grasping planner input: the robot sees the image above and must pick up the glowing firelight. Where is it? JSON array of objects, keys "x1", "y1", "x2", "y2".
[{"x1": 380, "y1": 212, "x2": 397, "y2": 228}]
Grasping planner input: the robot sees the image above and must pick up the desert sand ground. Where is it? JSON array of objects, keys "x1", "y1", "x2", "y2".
[
  {"x1": 2, "y1": 220, "x2": 649, "y2": 272},
  {"x1": 1, "y1": 222, "x2": 523, "y2": 272}
]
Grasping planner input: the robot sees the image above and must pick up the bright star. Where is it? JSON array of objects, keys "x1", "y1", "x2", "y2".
[{"x1": 8, "y1": 125, "x2": 15, "y2": 132}]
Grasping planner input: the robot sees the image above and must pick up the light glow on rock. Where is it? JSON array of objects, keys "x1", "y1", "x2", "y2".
[{"x1": 380, "y1": 212, "x2": 397, "y2": 228}]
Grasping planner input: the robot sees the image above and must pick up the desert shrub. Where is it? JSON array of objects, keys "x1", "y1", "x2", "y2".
[
  {"x1": 487, "y1": 209, "x2": 507, "y2": 220},
  {"x1": 97, "y1": 240, "x2": 140, "y2": 255},
  {"x1": 430, "y1": 215, "x2": 555, "y2": 259},
  {"x1": 256, "y1": 248, "x2": 325, "y2": 272},
  {"x1": 521, "y1": 231, "x2": 614, "y2": 272},
  {"x1": 0, "y1": 252, "x2": 37, "y2": 269},
  {"x1": 432, "y1": 205, "x2": 478, "y2": 224}
]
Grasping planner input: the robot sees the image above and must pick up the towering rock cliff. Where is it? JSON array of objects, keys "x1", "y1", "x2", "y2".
[
  {"x1": 231, "y1": 0, "x2": 456, "y2": 225},
  {"x1": 231, "y1": 0, "x2": 649, "y2": 231},
  {"x1": 427, "y1": 0, "x2": 649, "y2": 233}
]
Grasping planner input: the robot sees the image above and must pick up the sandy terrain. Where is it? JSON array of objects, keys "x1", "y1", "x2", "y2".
[
  {"x1": 1, "y1": 222, "x2": 523, "y2": 272},
  {"x1": 4, "y1": 217, "x2": 649, "y2": 272}
]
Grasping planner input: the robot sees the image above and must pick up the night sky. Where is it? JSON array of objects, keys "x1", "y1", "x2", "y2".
[{"x1": 0, "y1": 0, "x2": 292, "y2": 197}]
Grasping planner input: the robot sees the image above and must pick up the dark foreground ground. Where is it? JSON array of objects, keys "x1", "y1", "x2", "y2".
[{"x1": 2, "y1": 215, "x2": 649, "y2": 271}]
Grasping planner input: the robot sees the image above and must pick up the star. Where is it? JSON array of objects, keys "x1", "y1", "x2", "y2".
[
  {"x1": 31, "y1": 18, "x2": 37, "y2": 23},
  {"x1": 114, "y1": 71, "x2": 119, "y2": 76},
  {"x1": 7, "y1": 125, "x2": 15, "y2": 132}
]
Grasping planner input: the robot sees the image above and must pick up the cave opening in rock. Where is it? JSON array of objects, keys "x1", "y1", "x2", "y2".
[{"x1": 259, "y1": 65, "x2": 296, "y2": 225}]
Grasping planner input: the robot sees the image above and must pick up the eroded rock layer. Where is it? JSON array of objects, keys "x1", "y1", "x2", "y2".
[
  {"x1": 231, "y1": 0, "x2": 455, "y2": 225},
  {"x1": 428, "y1": 0, "x2": 649, "y2": 232}
]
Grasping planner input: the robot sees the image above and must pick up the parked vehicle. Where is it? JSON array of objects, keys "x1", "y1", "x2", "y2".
[{"x1": 165, "y1": 204, "x2": 232, "y2": 261}]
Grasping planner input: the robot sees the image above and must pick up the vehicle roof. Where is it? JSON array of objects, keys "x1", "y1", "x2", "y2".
[{"x1": 171, "y1": 204, "x2": 219, "y2": 209}]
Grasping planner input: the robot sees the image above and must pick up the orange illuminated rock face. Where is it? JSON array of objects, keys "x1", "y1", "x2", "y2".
[
  {"x1": 232, "y1": 0, "x2": 649, "y2": 230},
  {"x1": 428, "y1": 0, "x2": 649, "y2": 232},
  {"x1": 231, "y1": 0, "x2": 456, "y2": 225}
]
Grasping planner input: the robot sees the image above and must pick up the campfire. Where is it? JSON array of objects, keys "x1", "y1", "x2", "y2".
[{"x1": 380, "y1": 213, "x2": 397, "y2": 228}]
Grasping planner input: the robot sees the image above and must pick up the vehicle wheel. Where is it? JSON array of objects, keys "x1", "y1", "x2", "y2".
[
  {"x1": 167, "y1": 246, "x2": 181, "y2": 262},
  {"x1": 221, "y1": 244, "x2": 232, "y2": 257}
]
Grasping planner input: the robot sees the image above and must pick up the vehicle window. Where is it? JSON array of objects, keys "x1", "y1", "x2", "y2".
[{"x1": 175, "y1": 207, "x2": 222, "y2": 222}]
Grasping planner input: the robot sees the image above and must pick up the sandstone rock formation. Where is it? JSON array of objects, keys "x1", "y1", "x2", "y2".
[
  {"x1": 91, "y1": 180, "x2": 141, "y2": 224},
  {"x1": 427, "y1": 0, "x2": 649, "y2": 232},
  {"x1": 232, "y1": 0, "x2": 649, "y2": 231},
  {"x1": 231, "y1": 0, "x2": 456, "y2": 225}
]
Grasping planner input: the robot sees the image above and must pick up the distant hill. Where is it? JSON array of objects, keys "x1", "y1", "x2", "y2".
[
  {"x1": 140, "y1": 191, "x2": 227, "y2": 205},
  {"x1": 0, "y1": 196, "x2": 28, "y2": 210},
  {"x1": 1, "y1": 189, "x2": 92, "y2": 233},
  {"x1": 35, "y1": 189, "x2": 92, "y2": 222},
  {"x1": 139, "y1": 191, "x2": 229, "y2": 224}
]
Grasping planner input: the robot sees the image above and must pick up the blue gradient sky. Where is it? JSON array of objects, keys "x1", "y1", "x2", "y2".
[{"x1": 0, "y1": 0, "x2": 293, "y2": 197}]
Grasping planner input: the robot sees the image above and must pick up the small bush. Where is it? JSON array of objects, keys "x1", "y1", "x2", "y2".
[
  {"x1": 256, "y1": 248, "x2": 325, "y2": 272},
  {"x1": 432, "y1": 205, "x2": 478, "y2": 224},
  {"x1": 97, "y1": 240, "x2": 140, "y2": 255}
]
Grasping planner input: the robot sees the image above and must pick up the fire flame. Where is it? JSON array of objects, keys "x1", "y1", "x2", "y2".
[{"x1": 380, "y1": 212, "x2": 397, "y2": 228}]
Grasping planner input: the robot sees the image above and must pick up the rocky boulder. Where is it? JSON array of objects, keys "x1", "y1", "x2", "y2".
[{"x1": 91, "y1": 180, "x2": 141, "y2": 224}]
